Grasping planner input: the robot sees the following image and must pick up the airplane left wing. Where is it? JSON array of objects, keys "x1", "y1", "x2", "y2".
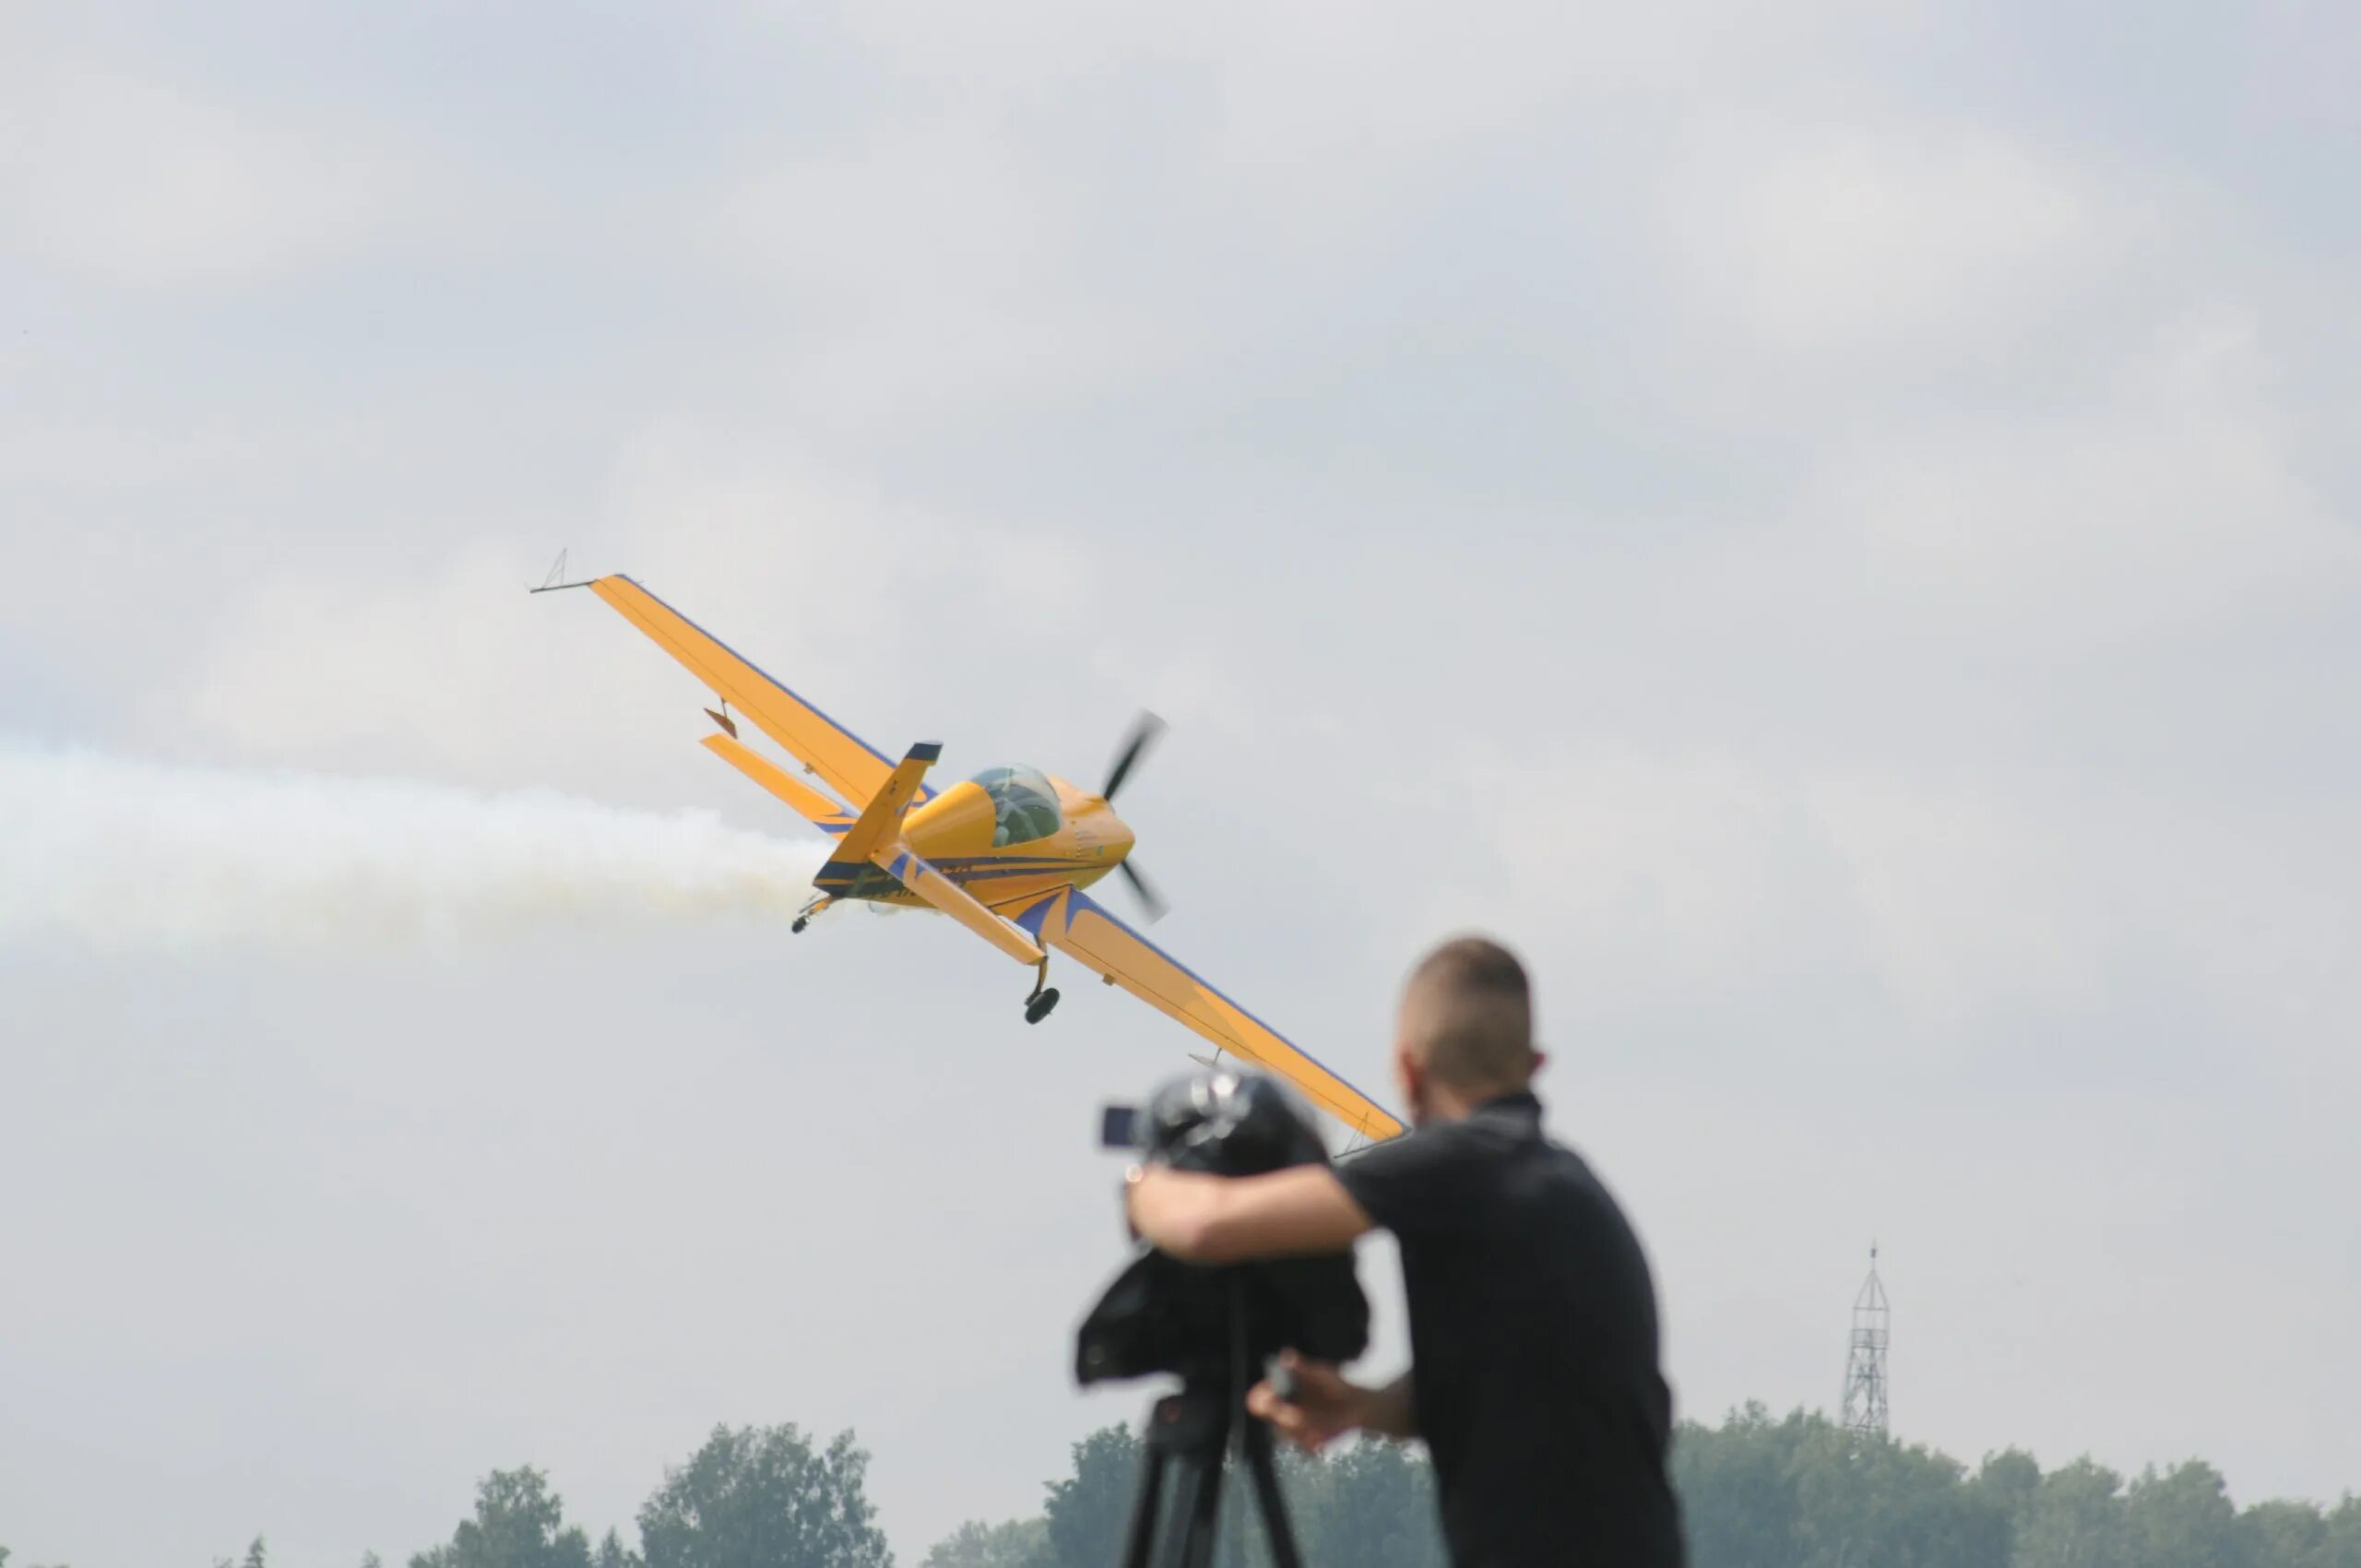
[
  {"x1": 587, "y1": 575, "x2": 920, "y2": 811},
  {"x1": 1013, "y1": 889, "x2": 1406, "y2": 1143}
]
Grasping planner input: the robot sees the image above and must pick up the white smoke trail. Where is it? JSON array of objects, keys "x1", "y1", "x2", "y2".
[{"x1": 0, "y1": 741, "x2": 827, "y2": 954}]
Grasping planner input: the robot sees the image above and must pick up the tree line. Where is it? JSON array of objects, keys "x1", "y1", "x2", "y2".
[{"x1": 7, "y1": 1405, "x2": 2359, "y2": 1567}]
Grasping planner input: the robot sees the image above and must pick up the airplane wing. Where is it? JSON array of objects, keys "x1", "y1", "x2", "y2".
[
  {"x1": 1013, "y1": 888, "x2": 1405, "y2": 1143},
  {"x1": 587, "y1": 575, "x2": 921, "y2": 811}
]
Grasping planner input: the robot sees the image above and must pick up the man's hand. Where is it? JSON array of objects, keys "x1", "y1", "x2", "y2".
[
  {"x1": 1246, "y1": 1352, "x2": 1372, "y2": 1453},
  {"x1": 1248, "y1": 1357, "x2": 1417, "y2": 1452}
]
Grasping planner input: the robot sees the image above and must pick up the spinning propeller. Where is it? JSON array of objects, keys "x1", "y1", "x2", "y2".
[{"x1": 1103, "y1": 712, "x2": 1169, "y2": 923}]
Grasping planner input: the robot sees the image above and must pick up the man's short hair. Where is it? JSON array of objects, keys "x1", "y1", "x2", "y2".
[{"x1": 1401, "y1": 935, "x2": 1536, "y2": 1092}]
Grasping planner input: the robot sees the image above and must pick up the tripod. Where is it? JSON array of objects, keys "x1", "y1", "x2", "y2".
[{"x1": 1117, "y1": 1285, "x2": 1305, "y2": 1568}]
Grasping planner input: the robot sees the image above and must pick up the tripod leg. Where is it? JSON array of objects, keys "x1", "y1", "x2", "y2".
[
  {"x1": 1145, "y1": 1431, "x2": 1230, "y2": 1568},
  {"x1": 1244, "y1": 1419, "x2": 1307, "y2": 1568},
  {"x1": 1120, "y1": 1407, "x2": 1171, "y2": 1568},
  {"x1": 1134, "y1": 1387, "x2": 1231, "y2": 1568},
  {"x1": 1179, "y1": 1449, "x2": 1226, "y2": 1568}
]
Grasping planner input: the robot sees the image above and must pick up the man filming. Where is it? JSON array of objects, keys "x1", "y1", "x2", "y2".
[{"x1": 1123, "y1": 936, "x2": 1685, "y2": 1568}]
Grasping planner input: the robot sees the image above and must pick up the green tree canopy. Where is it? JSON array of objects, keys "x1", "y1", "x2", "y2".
[
  {"x1": 2246, "y1": 1499, "x2": 2330, "y2": 1568},
  {"x1": 919, "y1": 1518, "x2": 1050, "y2": 1568},
  {"x1": 1793, "y1": 1420, "x2": 2009, "y2": 1568},
  {"x1": 1296, "y1": 1439, "x2": 1443, "y2": 1568},
  {"x1": 2125, "y1": 1460, "x2": 2251, "y2": 1568},
  {"x1": 1972, "y1": 1449, "x2": 2043, "y2": 1538},
  {"x1": 20, "y1": 1401, "x2": 2361, "y2": 1568},
  {"x1": 636, "y1": 1422, "x2": 891, "y2": 1568},
  {"x1": 1042, "y1": 1425, "x2": 1142, "y2": 1568},
  {"x1": 1671, "y1": 1403, "x2": 1808, "y2": 1566},
  {"x1": 1650, "y1": 1408, "x2": 2361, "y2": 1568},
  {"x1": 593, "y1": 1529, "x2": 645, "y2": 1568},
  {"x1": 2012, "y1": 1456, "x2": 2129, "y2": 1568},
  {"x1": 409, "y1": 1466, "x2": 595, "y2": 1568},
  {"x1": 2324, "y1": 1497, "x2": 2361, "y2": 1568}
]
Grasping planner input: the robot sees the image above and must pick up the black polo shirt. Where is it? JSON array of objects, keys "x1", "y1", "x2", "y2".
[{"x1": 1335, "y1": 1091, "x2": 1683, "y2": 1568}]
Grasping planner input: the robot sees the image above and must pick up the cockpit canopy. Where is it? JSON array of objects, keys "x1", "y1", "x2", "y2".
[{"x1": 972, "y1": 766, "x2": 1062, "y2": 846}]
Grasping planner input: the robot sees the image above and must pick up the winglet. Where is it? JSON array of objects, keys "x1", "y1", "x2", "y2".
[{"x1": 529, "y1": 548, "x2": 597, "y2": 594}]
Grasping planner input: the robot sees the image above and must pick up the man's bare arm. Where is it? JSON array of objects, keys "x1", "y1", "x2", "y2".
[
  {"x1": 1125, "y1": 1164, "x2": 1375, "y2": 1265},
  {"x1": 1357, "y1": 1370, "x2": 1418, "y2": 1440}
]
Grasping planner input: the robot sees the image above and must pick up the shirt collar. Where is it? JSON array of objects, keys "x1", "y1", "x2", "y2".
[{"x1": 1472, "y1": 1088, "x2": 1543, "y2": 1120}]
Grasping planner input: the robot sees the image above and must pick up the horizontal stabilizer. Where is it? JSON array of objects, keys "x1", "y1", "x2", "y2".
[
  {"x1": 879, "y1": 844, "x2": 1046, "y2": 966},
  {"x1": 700, "y1": 733, "x2": 852, "y2": 829}
]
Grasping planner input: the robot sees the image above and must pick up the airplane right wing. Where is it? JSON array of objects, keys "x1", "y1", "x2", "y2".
[
  {"x1": 587, "y1": 575, "x2": 920, "y2": 811},
  {"x1": 1013, "y1": 888, "x2": 1406, "y2": 1142}
]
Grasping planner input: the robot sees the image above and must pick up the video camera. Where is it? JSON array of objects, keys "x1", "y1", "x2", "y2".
[
  {"x1": 1075, "y1": 1068, "x2": 1370, "y2": 1388},
  {"x1": 1076, "y1": 1070, "x2": 1369, "y2": 1568}
]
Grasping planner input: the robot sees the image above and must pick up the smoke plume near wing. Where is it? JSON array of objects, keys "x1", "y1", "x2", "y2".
[{"x1": 0, "y1": 740, "x2": 825, "y2": 954}]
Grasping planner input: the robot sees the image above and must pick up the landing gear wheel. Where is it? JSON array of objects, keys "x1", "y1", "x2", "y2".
[
  {"x1": 791, "y1": 917, "x2": 809, "y2": 934},
  {"x1": 1025, "y1": 988, "x2": 1062, "y2": 1025}
]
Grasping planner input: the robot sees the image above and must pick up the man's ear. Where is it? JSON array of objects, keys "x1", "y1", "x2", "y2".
[{"x1": 1528, "y1": 1049, "x2": 1548, "y2": 1080}]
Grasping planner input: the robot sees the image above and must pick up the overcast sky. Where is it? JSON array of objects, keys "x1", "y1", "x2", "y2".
[{"x1": 5, "y1": 2, "x2": 2359, "y2": 1563}]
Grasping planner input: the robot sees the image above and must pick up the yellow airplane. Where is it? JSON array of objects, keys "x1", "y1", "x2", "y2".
[{"x1": 540, "y1": 571, "x2": 1405, "y2": 1143}]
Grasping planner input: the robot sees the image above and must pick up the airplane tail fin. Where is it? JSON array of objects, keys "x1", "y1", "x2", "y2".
[
  {"x1": 803, "y1": 744, "x2": 1046, "y2": 965},
  {"x1": 813, "y1": 742, "x2": 939, "y2": 892}
]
